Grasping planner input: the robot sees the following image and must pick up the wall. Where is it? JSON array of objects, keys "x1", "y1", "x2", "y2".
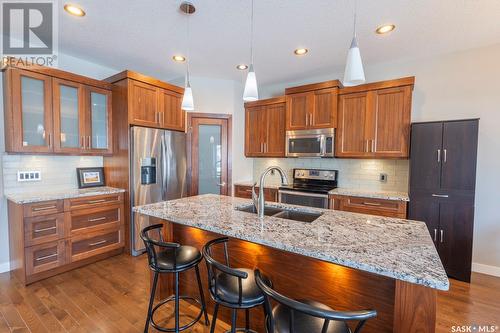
[
  {"x1": 171, "y1": 76, "x2": 253, "y2": 186},
  {"x1": 0, "y1": 52, "x2": 119, "y2": 272},
  {"x1": 253, "y1": 158, "x2": 408, "y2": 192},
  {"x1": 260, "y1": 43, "x2": 500, "y2": 275}
]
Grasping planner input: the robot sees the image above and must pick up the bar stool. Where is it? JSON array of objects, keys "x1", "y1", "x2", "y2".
[
  {"x1": 141, "y1": 224, "x2": 209, "y2": 333},
  {"x1": 254, "y1": 270, "x2": 377, "y2": 333},
  {"x1": 202, "y1": 237, "x2": 272, "y2": 333}
]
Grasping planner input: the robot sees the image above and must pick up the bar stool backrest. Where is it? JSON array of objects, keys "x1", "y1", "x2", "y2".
[
  {"x1": 202, "y1": 237, "x2": 249, "y2": 306},
  {"x1": 255, "y1": 269, "x2": 377, "y2": 333},
  {"x1": 140, "y1": 224, "x2": 181, "y2": 271}
]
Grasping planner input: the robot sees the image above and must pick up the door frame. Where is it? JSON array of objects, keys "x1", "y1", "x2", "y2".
[{"x1": 186, "y1": 113, "x2": 232, "y2": 196}]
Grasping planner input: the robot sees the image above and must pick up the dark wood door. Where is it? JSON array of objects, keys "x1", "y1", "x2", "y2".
[
  {"x1": 408, "y1": 193, "x2": 441, "y2": 247},
  {"x1": 440, "y1": 120, "x2": 479, "y2": 192},
  {"x1": 438, "y1": 199, "x2": 474, "y2": 282},
  {"x1": 335, "y1": 92, "x2": 370, "y2": 157},
  {"x1": 409, "y1": 122, "x2": 443, "y2": 192},
  {"x1": 245, "y1": 106, "x2": 265, "y2": 156},
  {"x1": 285, "y1": 92, "x2": 312, "y2": 130},
  {"x1": 263, "y1": 103, "x2": 286, "y2": 156},
  {"x1": 128, "y1": 80, "x2": 159, "y2": 127},
  {"x1": 372, "y1": 87, "x2": 411, "y2": 157},
  {"x1": 311, "y1": 88, "x2": 337, "y2": 129},
  {"x1": 188, "y1": 114, "x2": 231, "y2": 196},
  {"x1": 158, "y1": 88, "x2": 185, "y2": 131}
]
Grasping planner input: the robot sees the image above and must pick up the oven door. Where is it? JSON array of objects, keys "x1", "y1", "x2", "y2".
[{"x1": 278, "y1": 190, "x2": 329, "y2": 209}]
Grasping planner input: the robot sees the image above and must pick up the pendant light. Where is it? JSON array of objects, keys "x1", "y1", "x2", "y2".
[
  {"x1": 181, "y1": 2, "x2": 195, "y2": 110},
  {"x1": 243, "y1": 0, "x2": 258, "y2": 101},
  {"x1": 343, "y1": 0, "x2": 365, "y2": 87}
]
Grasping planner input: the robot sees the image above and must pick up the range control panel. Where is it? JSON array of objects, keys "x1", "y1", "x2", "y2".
[{"x1": 293, "y1": 169, "x2": 338, "y2": 181}]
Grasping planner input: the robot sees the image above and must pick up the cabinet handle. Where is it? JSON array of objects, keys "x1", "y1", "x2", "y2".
[
  {"x1": 264, "y1": 142, "x2": 267, "y2": 153},
  {"x1": 437, "y1": 149, "x2": 441, "y2": 163},
  {"x1": 443, "y1": 149, "x2": 447, "y2": 163},
  {"x1": 81, "y1": 136, "x2": 85, "y2": 149},
  {"x1": 87, "y1": 199, "x2": 107, "y2": 204},
  {"x1": 161, "y1": 112, "x2": 165, "y2": 125},
  {"x1": 34, "y1": 226, "x2": 57, "y2": 233},
  {"x1": 88, "y1": 216, "x2": 107, "y2": 222},
  {"x1": 87, "y1": 136, "x2": 91, "y2": 149},
  {"x1": 36, "y1": 253, "x2": 57, "y2": 261},
  {"x1": 48, "y1": 133, "x2": 52, "y2": 147},
  {"x1": 440, "y1": 229, "x2": 444, "y2": 243},
  {"x1": 371, "y1": 139, "x2": 375, "y2": 152},
  {"x1": 305, "y1": 114, "x2": 308, "y2": 126},
  {"x1": 309, "y1": 113, "x2": 314, "y2": 126},
  {"x1": 89, "y1": 240, "x2": 107, "y2": 247},
  {"x1": 433, "y1": 229, "x2": 437, "y2": 242},
  {"x1": 32, "y1": 205, "x2": 57, "y2": 212},
  {"x1": 365, "y1": 140, "x2": 369, "y2": 152},
  {"x1": 363, "y1": 202, "x2": 381, "y2": 206},
  {"x1": 431, "y1": 194, "x2": 449, "y2": 198}
]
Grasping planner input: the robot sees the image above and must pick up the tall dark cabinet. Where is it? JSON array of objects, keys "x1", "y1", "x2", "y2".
[{"x1": 409, "y1": 119, "x2": 478, "y2": 282}]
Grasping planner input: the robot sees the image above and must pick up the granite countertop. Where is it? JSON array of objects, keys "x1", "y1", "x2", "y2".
[
  {"x1": 6, "y1": 186, "x2": 126, "y2": 204},
  {"x1": 133, "y1": 194, "x2": 449, "y2": 290},
  {"x1": 329, "y1": 188, "x2": 410, "y2": 202},
  {"x1": 234, "y1": 181, "x2": 280, "y2": 189}
]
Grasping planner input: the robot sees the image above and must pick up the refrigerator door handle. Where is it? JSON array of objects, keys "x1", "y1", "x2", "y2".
[{"x1": 160, "y1": 134, "x2": 168, "y2": 201}]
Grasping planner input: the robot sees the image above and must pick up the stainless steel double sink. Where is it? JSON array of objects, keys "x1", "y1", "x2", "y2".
[{"x1": 236, "y1": 204, "x2": 323, "y2": 223}]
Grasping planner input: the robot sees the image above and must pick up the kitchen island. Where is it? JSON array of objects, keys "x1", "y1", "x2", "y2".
[{"x1": 134, "y1": 194, "x2": 448, "y2": 333}]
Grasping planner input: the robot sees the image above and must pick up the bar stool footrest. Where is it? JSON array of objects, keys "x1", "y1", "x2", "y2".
[
  {"x1": 223, "y1": 329, "x2": 258, "y2": 333},
  {"x1": 150, "y1": 295, "x2": 207, "y2": 332}
]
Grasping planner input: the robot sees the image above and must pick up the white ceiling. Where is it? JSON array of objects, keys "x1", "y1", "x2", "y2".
[{"x1": 59, "y1": 0, "x2": 500, "y2": 85}]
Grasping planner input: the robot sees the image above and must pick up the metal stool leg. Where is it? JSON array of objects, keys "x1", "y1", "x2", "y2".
[
  {"x1": 245, "y1": 309, "x2": 250, "y2": 332},
  {"x1": 210, "y1": 303, "x2": 219, "y2": 333},
  {"x1": 195, "y1": 265, "x2": 210, "y2": 326},
  {"x1": 144, "y1": 271, "x2": 159, "y2": 333},
  {"x1": 231, "y1": 309, "x2": 237, "y2": 333},
  {"x1": 175, "y1": 272, "x2": 180, "y2": 333}
]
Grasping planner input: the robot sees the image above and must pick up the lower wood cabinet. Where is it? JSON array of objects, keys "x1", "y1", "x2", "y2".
[
  {"x1": 8, "y1": 193, "x2": 124, "y2": 285},
  {"x1": 330, "y1": 195, "x2": 408, "y2": 219},
  {"x1": 234, "y1": 184, "x2": 278, "y2": 202}
]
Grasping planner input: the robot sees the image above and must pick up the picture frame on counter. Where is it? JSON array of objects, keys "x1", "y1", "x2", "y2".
[{"x1": 76, "y1": 167, "x2": 105, "y2": 188}]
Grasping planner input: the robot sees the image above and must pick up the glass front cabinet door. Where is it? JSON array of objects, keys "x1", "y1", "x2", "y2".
[
  {"x1": 10, "y1": 69, "x2": 54, "y2": 153},
  {"x1": 86, "y1": 87, "x2": 112, "y2": 154}
]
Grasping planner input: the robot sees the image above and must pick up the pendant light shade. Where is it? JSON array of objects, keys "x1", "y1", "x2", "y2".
[
  {"x1": 343, "y1": 36, "x2": 365, "y2": 86},
  {"x1": 243, "y1": 64, "x2": 258, "y2": 101},
  {"x1": 181, "y1": 81, "x2": 194, "y2": 111}
]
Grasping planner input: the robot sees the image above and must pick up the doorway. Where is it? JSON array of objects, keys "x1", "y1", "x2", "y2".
[{"x1": 187, "y1": 113, "x2": 232, "y2": 196}]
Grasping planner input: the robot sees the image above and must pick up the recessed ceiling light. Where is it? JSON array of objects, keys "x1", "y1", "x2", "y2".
[
  {"x1": 64, "y1": 4, "x2": 85, "y2": 17},
  {"x1": 375, "y1": 24, "x2": 396, "y2": 35},
  {"x1": 294, "y1": 48, "x2": 308, "y2": 56},
  {"x1": 172, "y1": 55, "x2": 186, "y2": 62},
  {"x1": 236, "y1": 64, "x2": 248, "y2": 70}
]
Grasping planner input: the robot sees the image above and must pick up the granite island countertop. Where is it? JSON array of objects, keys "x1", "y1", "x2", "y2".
[
  {"x1": 133, "y1": 194, "x2": 449, "y2": 290},
  {"x1": 6, "y1": 186, "x2": 126, "y2": 204}
]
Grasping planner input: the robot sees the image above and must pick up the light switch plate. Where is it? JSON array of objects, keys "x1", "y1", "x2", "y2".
[{"x1": 17, "y1": 171, "x2": 42, "y2": 182}]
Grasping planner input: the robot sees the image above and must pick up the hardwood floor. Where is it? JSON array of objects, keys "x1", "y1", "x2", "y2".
[{"x1": 0, "y1": 254, "x2": 498, "y2": 332}]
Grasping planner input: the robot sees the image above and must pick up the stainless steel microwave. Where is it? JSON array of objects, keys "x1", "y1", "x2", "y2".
[{"x1": 285, "y1": 128, "x2": 335, "y2": 157}]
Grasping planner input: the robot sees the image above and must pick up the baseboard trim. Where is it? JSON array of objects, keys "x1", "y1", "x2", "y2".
[
  {"x1": 0, "y1": 262, "x2": 10, "y2": 273},
  {"x1": 472, "y1": 262, "x2": 500, "y2": 277}
]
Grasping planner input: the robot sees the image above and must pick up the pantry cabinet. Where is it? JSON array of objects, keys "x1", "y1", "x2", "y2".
[
  {"x1": 245, "y1": 96, "x2": 286, "y2": 157},
  {"x1": 285, "y1": 81, "x2": 340, "y2": 130},
  {"x1": 3, "y1": 66, "x2": 113, "y2": 155},
  {"x1": 335, "y1": 78, "x2": 414, "y2": 158}
]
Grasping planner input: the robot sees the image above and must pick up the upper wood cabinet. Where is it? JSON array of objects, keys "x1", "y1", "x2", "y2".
[
  {"x1": 284, "y1": 81, "x2": 340, "y2": 131},
  {"x1": 3, "y1": 66, "x2": 113, "y2": 155},
  {"x1": 105, "y1": 70, "x2": 185, "y2": 131},
  {"x1": 335, "y1": 77, "x2": 414, "y2": 158},
  {"x1": 245, "y1": 97, "x2": 286, "y2": 157}
]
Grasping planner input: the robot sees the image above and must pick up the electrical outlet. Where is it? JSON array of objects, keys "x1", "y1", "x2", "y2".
[
  {"x1": 17, "y1": 171, "x2": 41, "y2": 182},
  {"x1": 379, "y1": 173, "x2": 388, "y2": 182}
]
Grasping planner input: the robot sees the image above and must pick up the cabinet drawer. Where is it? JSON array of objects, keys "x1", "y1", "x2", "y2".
[
  {"x1": 65, "y1": 193, "x2": 123, "y2": 211},
  {"x1": 24, "y1": 213, "x2": 68, "y2": 246},
  {"x1": 234, "y1": 185, "x2": 277, "y2": 202},
  {"x1": 332, "y1": 195, "x2": 407, "y2": 218},
  {"x1": 70, "y1": 228, "x2": 123, "y2": 262},
  {"x1": 25, "y1": 240, "x2": 67, "y2": 276},
  {"x1": 23, "y1": 200, "x2": 64, "y2": 217},
  {"x1": 70, "y1": 204, "x2": 122, "y2": 235}
]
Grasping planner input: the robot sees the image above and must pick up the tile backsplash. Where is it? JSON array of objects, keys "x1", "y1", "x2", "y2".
[
  {"x1": 2, "y1": 154, "x2": 103, "y2": 195},
  {"x1": 253, "y1": 158, "x2": 409, "y2": 192}
]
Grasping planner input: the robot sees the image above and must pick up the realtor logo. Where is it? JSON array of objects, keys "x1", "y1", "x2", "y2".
[{"x1": 1, "y1": 0, "x2": 58, "y2": 67}]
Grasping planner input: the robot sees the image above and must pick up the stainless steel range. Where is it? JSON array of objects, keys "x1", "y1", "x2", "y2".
[{"x1": 278, "y1": 169, "x2": 338, "y2": 209}]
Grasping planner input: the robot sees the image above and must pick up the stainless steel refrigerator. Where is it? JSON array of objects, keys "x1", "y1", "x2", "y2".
[{"x1": 130, "y1": 126, "x2": 187, "y2": 255}]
